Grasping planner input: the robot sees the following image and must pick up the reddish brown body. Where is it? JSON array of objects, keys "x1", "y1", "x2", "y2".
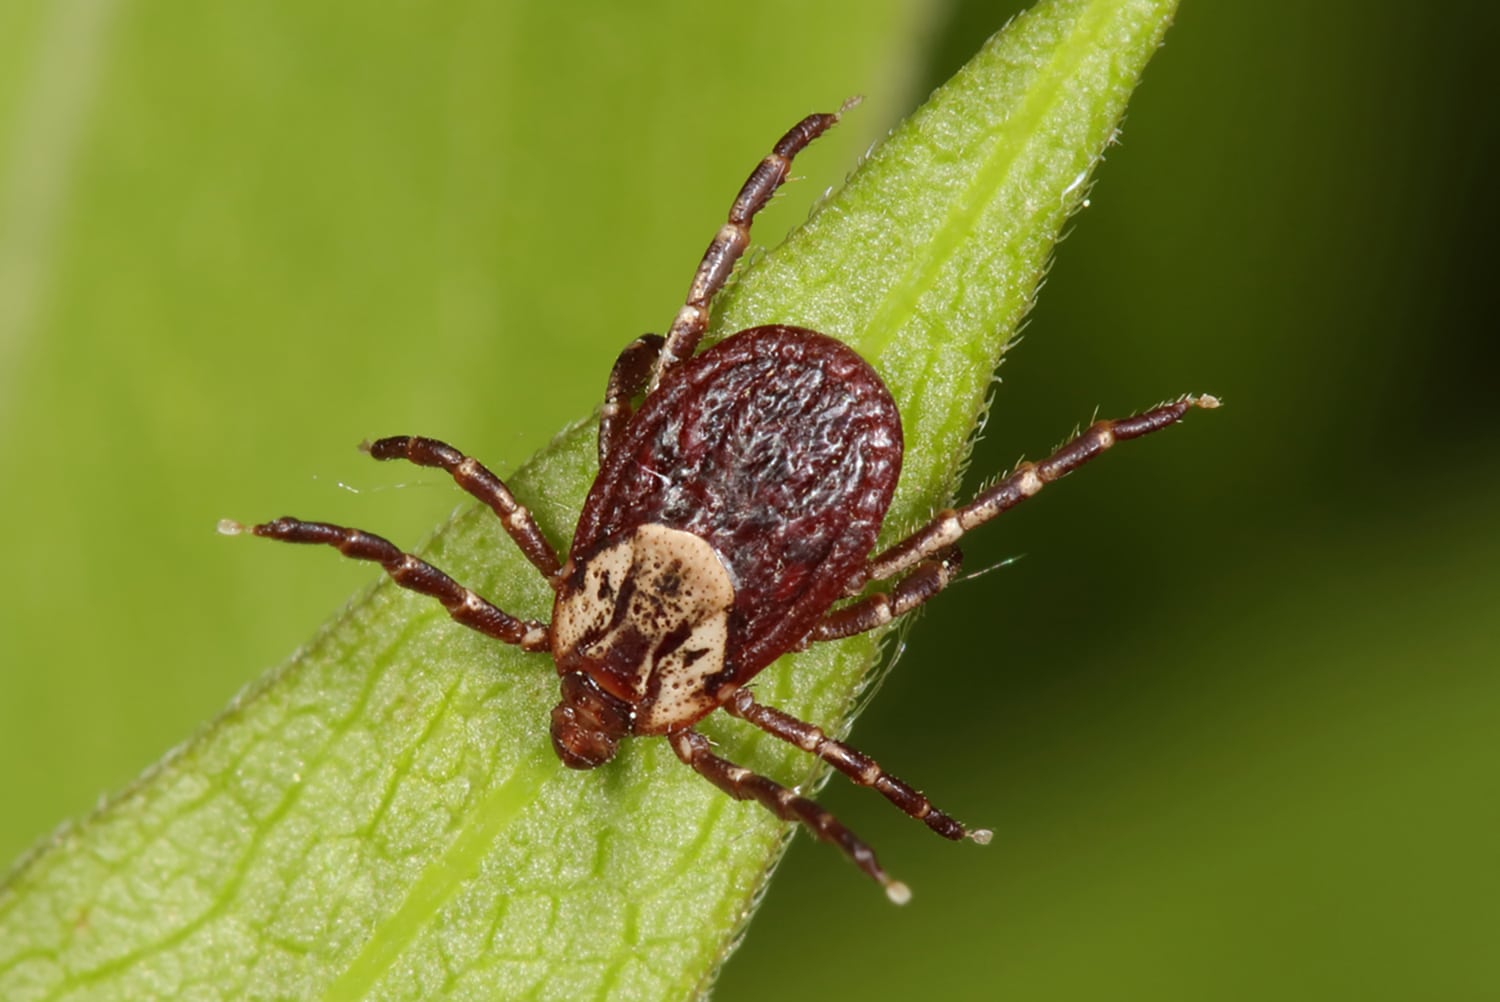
[
  {"x1": 567, "y1": 326, "x2": 899, "y2": 707},
  {"x1": 229, "y1": 104, "x2": 1215, "y2": 900}
]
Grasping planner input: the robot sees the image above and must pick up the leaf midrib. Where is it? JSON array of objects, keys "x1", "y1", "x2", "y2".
[{"x1": 858, "y1": 0, "x2": 1111, "y2": 364}]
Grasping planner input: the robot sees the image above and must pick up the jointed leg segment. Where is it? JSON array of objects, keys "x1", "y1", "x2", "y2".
[
  {"x1": 598, "y1": 334, "x2": 664, "y2": 466},
  {"x1": 813, "y1": 549, "x2": 963, "y2": 644},
  {"x1": 649, "y1": 99, "x2": 857, "y2": 393},
  {"x1": 363, "y1": 435, "x2": 561, "y2": 581},
  {"x1": 723, "y1": 689, "x2": 989, "y2": 845},
  {"x1": 863, "y1": 394, "x2": 1220, "y2": 588},
  {"x1": 218, "y1": 517, "x2": 552, "y2": 652},
  {"x1": 669, "y1": 728, "x2": 914, "y2": 904}
]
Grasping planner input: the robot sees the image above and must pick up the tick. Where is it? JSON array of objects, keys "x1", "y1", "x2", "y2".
[{"x1": 222, "y1": 103, "x2": 1216, "y2": 902}]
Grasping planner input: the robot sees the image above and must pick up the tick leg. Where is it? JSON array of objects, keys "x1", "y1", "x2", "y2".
[
  {"x1": 861, "y1": 394, "x2": 1221, "y2": 588},
  {"x1": 598, "y1": 333, "x2": 664, "y2": 466},
  {"x1": 811, "y1": 549, "x2": 963, "y2": 644},
  {"x1": 649, "y1": 99, "x2": 857, "y2": 393},
  {"x1": 219, "y1": 517, "x2": 552, "y2": 652},
  {"x1": 669, "y1": 728, "x2": 913, "y2": 904},
  {"x1": 723, "y1": 690, "x2": 990, "y2": 849},
  {"x1": 363, "y1": 436, "x2": 561, "y2": 582}
]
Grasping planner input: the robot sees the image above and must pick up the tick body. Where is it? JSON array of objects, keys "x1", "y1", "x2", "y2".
[{"x1": 225, "y1": 103, "x2": 1216, "y2": 902}]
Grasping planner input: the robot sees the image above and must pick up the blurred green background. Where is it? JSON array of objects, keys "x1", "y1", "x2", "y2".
[{"x1": 2, "y1": 1, "x2": 1496, "y2": 999}]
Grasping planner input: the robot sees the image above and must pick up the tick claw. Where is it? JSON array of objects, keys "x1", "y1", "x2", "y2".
[
  {"x1": 969, "y1": 828, "x2": 994, "y2": 845},
  {"x1": 884, "y1": 879, "x2": 912, "y2": 905},
  {"x1": 216, "y1": 518, "x2": 246, "y2": 536}
]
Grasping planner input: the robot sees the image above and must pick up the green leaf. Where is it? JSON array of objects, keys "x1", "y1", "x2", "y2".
[{"x1": 0, "y1": 0, "x2": 1179, "y2": 998}]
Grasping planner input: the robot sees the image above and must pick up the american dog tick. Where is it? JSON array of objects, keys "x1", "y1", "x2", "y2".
[{"x1": 222, "y1": 102, "x2": 1216, "y2": 902}]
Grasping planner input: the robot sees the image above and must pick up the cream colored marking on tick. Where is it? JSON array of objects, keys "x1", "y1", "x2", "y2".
[
  {"x1": 674, "y1": 303, "x2": 707, "y2": 330},
  {"x1": 551, "y1": 537, "x2": 634, "y2": 656},
  {"x1": 931, "y1": 513, "x2": 963, "y2": 546},
  {"x1": 552, "y1": 524, "x2": 736, "y2": 732},
  {"x1": 714, "y1": 221, "x2": 746, "y2": 247}
]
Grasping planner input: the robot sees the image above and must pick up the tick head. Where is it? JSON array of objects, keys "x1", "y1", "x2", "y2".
[{"x1": 550, "y1": 671, "x2": 631, "y2": 769}]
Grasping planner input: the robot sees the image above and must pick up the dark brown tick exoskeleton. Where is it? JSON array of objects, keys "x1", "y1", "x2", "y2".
[{"x1": 221, "y1": 100, "x2": 1217, "y2": 903}]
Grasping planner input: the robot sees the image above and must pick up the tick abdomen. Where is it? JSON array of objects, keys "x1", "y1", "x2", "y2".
[{"x1": 574, "y1": 325, "x2": 904, "y2": 683}]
